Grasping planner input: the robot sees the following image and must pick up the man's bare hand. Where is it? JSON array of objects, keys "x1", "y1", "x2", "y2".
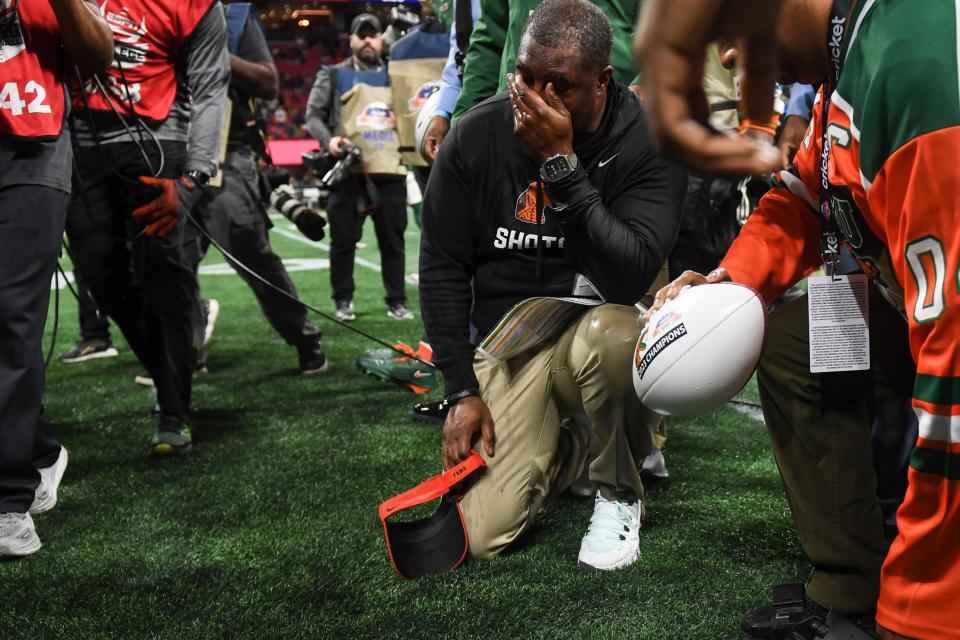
[
  {"x1": 778, "y1": 115, "x2": 810, "y2": 168},
  {"x1": 642, "y1": 267, "x2": 732, "y2": 321},
  {"x1": 329, "y1": 135, "x2": 349, "y2": 158},
  {"x1": 508, "y1": 73, "x2": 574, "y2": 166},
  {"x1": 442, "y1": 396, "x2": 495, "y2": 470},
  {"x1": 633, "y1": 0, "x2": 784, "y2": 177},
  {"x1": 423, "y1": 115, "x2": 450, "y2": 161}
]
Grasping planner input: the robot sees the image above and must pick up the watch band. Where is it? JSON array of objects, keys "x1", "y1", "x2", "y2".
[
  {"x1": 184, "y1": 170, "x2": 211, "y2": 188},
  {"x1": 445, "y1": 388, "x2": 481, "y2": 405},
  {"x1": 539, "y1": 153, "x2": 578, "y2": 183}
]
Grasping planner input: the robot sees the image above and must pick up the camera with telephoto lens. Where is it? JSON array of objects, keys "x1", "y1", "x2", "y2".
[
  {"x1": 319, "y1": 142, "x2": 362, "y2": 189},
  {"x1": 269, "y1": 184, "x2": 326, "y2": 242},
  {"x1": 389, "y1": 6, "x2": 420, "y2": 33}
]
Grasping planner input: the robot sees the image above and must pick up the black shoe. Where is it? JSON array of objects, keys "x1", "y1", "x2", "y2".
[
  {"x1": 741, "y1": 583, "x2": 877, "y2": 639},
  {"x1": 59, "y1": 338, "x2": 119, "y2": 363},
  {"x1": 298, "y1": 342, "x2": 330, "y2": 375},
  {"x1": 411, "y1": 399, "x2": 447, "y2": 424}
]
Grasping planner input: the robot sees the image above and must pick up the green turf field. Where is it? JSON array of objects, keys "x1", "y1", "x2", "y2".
[{"x1": 1, "y1": 213, "x2": 805, "y2": 639}]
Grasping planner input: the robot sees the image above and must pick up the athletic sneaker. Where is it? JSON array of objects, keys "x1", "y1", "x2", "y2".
[
  {"x1": 203, "y1": 299, "x2": 220, "y2": 346},
  {"x1": 411, "y1": 399, "x2": 447, "y2": 424},
  {"x1": 298, "y1": 342, "x2": 330, "y2": 375},
  {"x1": 58, "y1": 338, "x2": 119, "y2": 364},
  {"x1": 357, "y1": 341, "x2": 438, "y2": 393},
  {"x1": 0, "y1": 512, "x2": 41, "y2": 558},
  {"x1": 150, "y1": 419, "x2": 193, "y2": 457},
  {"x1": 577, "y1": 491, "x2": 645, "y2": 571},
  {"x1": 30, "y1": 447, "x2": 68, "y2": 515},
  {"x1": 386, "y1": 303, "x2": 415, "y2": 320},
  {"x1": 640, "y1": 447, "x2": 669, "y2": 480},
  {"x1": 135, "y1": 362, "x2": 207, "y2": 387},
  {"x1": 335, "y1": 300, "x2": 356, "y2": 322}
]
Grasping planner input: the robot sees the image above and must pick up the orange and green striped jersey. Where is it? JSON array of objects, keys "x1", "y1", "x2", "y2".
[{"x1": 721, "y1": 1, "x2": 960, "y2": 637}]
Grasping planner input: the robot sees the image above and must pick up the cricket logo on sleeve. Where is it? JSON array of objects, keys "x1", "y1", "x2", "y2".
[{"x1": 408, "y1": 81, "x2": 441, "y2": 111}]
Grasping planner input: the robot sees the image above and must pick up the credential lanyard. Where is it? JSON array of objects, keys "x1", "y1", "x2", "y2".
[{"x1": 818, "y1": 0, "x2": 853, "y2": 278}]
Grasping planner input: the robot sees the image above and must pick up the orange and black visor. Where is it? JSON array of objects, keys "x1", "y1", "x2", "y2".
[{"x1": 378, "y1": 451, "x2": 486, "y2": 579}]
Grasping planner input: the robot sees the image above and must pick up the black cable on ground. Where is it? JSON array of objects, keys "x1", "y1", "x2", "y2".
[
  {"x1": 184, "y1": 210, "x2": 436, "y2": 368},
  {"x1": 45, "y1": 268, "x2": 60, "y2": 368}
]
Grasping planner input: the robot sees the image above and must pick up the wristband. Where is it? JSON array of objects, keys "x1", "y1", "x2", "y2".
[
  {"x1": 434, "y1": 109, "x2": 452, "y2": 121},
  {"x1": 445, "y1": 388, "x2": 480, "y2": 405},
  {"x1": 739, "y1": 118, "x2": 778, "y2": 137}
]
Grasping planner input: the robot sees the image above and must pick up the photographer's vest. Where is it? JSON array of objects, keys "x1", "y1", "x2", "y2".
[
  {"x1": 0, "y1": 1, "x2": 67, "y2": 141},
  {"x1": 72, "y1": 0, "x2": 214, "y2": 123},
  {"x1": 387, "y1": 27, "x2": 448, "y2": 167},
  {"x1": 334, "y1": 64, "x2": 405, "y2": 176}
]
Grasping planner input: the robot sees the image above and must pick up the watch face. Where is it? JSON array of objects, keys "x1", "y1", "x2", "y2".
[{"x1": 544, "y1": 156, "x2": 572, "y2": 181}]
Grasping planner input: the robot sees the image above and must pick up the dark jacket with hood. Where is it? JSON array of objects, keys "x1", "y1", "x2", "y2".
[{"x1": 419, "y1": 81, "x2": 687, "y2": 395}]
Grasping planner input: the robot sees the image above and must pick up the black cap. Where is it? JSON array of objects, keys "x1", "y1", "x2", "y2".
[{"x1": 350, "y1": 13, "x2": 382, "y2": 35}]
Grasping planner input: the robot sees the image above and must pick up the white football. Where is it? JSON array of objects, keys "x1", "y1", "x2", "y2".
[
  {"x1": 632, "y1": 282, "x2": 767, "y2": 416},
  {"x1": 414, "y1": 89, "x2": 442, "y2": 163}
]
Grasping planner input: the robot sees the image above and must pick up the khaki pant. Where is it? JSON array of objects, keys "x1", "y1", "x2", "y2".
[
  {"x1": 758, "y1": 290, "x2": 916, "y2": 613},
  {"x1": 461, "y1": 304, "x2": 660, "y2": 559}
]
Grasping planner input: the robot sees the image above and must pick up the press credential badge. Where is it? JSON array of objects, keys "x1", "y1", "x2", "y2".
[{"x1": 807, "y1": 274, "x2": 870, "y2": 373}]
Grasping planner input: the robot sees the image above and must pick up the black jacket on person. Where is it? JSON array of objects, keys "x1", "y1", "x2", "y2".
[{"x1": 419, "y1": 81, "x2": 687, "y2": 395}]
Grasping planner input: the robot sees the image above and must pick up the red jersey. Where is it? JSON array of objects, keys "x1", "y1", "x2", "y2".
[
  {"x1": 73, "y1": 0, "x2": 213, "y2": 123},
  {"x1": 0, "y1": 0, "x2": 66, "y2": 140}
]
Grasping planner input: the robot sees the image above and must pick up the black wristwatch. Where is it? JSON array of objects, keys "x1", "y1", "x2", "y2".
[
  {"x1": 184, "y1": 170, "x2": 211, "y2": 188},
  {"x1": 539, "y1": 152, "x2": 578, "y2": 183}
]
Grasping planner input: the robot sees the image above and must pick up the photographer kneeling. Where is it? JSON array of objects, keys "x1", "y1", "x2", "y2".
[
  {"x1": 420, "y1": 0, "x2": 685, "y2": 569},
  {"x1": 306, "y1": 14, "x2": 413, "y2": 322}
]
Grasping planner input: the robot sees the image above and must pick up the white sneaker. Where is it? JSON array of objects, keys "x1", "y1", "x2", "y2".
[
  {"x1": 641, "y1": 447, "x2": 669, "y2": 480},
  {"x1": 335, "y1": 301, "x2": 356, "y2": 322},
  {"x1": 0, "y1": 512, "x2": 41, "y2": 558},
  {"x1": 30, "y1": 446, "x2": 68, "y2": 514},
  {"x1": 386, "y1": 303, "x2": 415, "y2": 320},
  {"x1": 577, "y1": 492, "x2": 645, "y2": 571}
]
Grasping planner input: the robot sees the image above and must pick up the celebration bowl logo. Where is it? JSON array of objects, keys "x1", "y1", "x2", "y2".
[
  {"x1": 650, "y1": 310, "x2": 682, "y2": 340},
  {"x1": 356, "y1": 101, "x2": 397, "y2": 130},
  {"x1": 408, "y1": 81, "x2": 441, "y2": 111}
]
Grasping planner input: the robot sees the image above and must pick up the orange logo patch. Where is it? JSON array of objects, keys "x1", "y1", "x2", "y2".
[{"x1": 514, "y1": 182, "x2": 553, "y2": 224}]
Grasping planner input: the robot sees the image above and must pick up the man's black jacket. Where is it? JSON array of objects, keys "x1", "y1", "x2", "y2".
[{"x1": 419, "y1": 81, "x2": 687, "y2": 395}]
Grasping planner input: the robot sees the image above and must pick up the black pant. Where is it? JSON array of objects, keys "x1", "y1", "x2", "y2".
[
  {"x1": 326, "y1": 174, "x2": 407, "y2": 306},
  {"x1": 0, "y1": 185, "x2": 66, "y2": 513},
  {"x1": 193, "y1": 150, "x2": 320, "y2": 350},
  {"x1": 668, "y1": 172, "x2": 741, "y2": 280},
  {"x1": 75, "y1": 267, "x2": 111, "y2": 343},
  {"x1": 65, "y1": 141, "x2": 200, "y2": 426}
]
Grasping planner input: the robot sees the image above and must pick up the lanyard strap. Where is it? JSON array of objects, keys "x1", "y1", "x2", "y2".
[{"x1": 818, "y1": 0, "x2": 854, "y2": 276}]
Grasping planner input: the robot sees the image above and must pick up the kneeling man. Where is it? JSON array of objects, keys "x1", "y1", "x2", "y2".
[{"x1": 419, "y1": 0, "x2": 686, "y2": 570}]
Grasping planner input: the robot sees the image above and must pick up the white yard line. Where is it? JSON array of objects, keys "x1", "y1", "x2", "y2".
[{"x1": 268, "y1": 217, "x2": 419, "y2": 285}]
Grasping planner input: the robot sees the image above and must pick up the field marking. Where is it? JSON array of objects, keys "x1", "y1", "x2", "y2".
[
  {"x1": 728, "y1": 400, "x2": 763, "y2": 422},
  {"x1": 268, "y1": 218, "x2": 419, "y2": 285}
]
